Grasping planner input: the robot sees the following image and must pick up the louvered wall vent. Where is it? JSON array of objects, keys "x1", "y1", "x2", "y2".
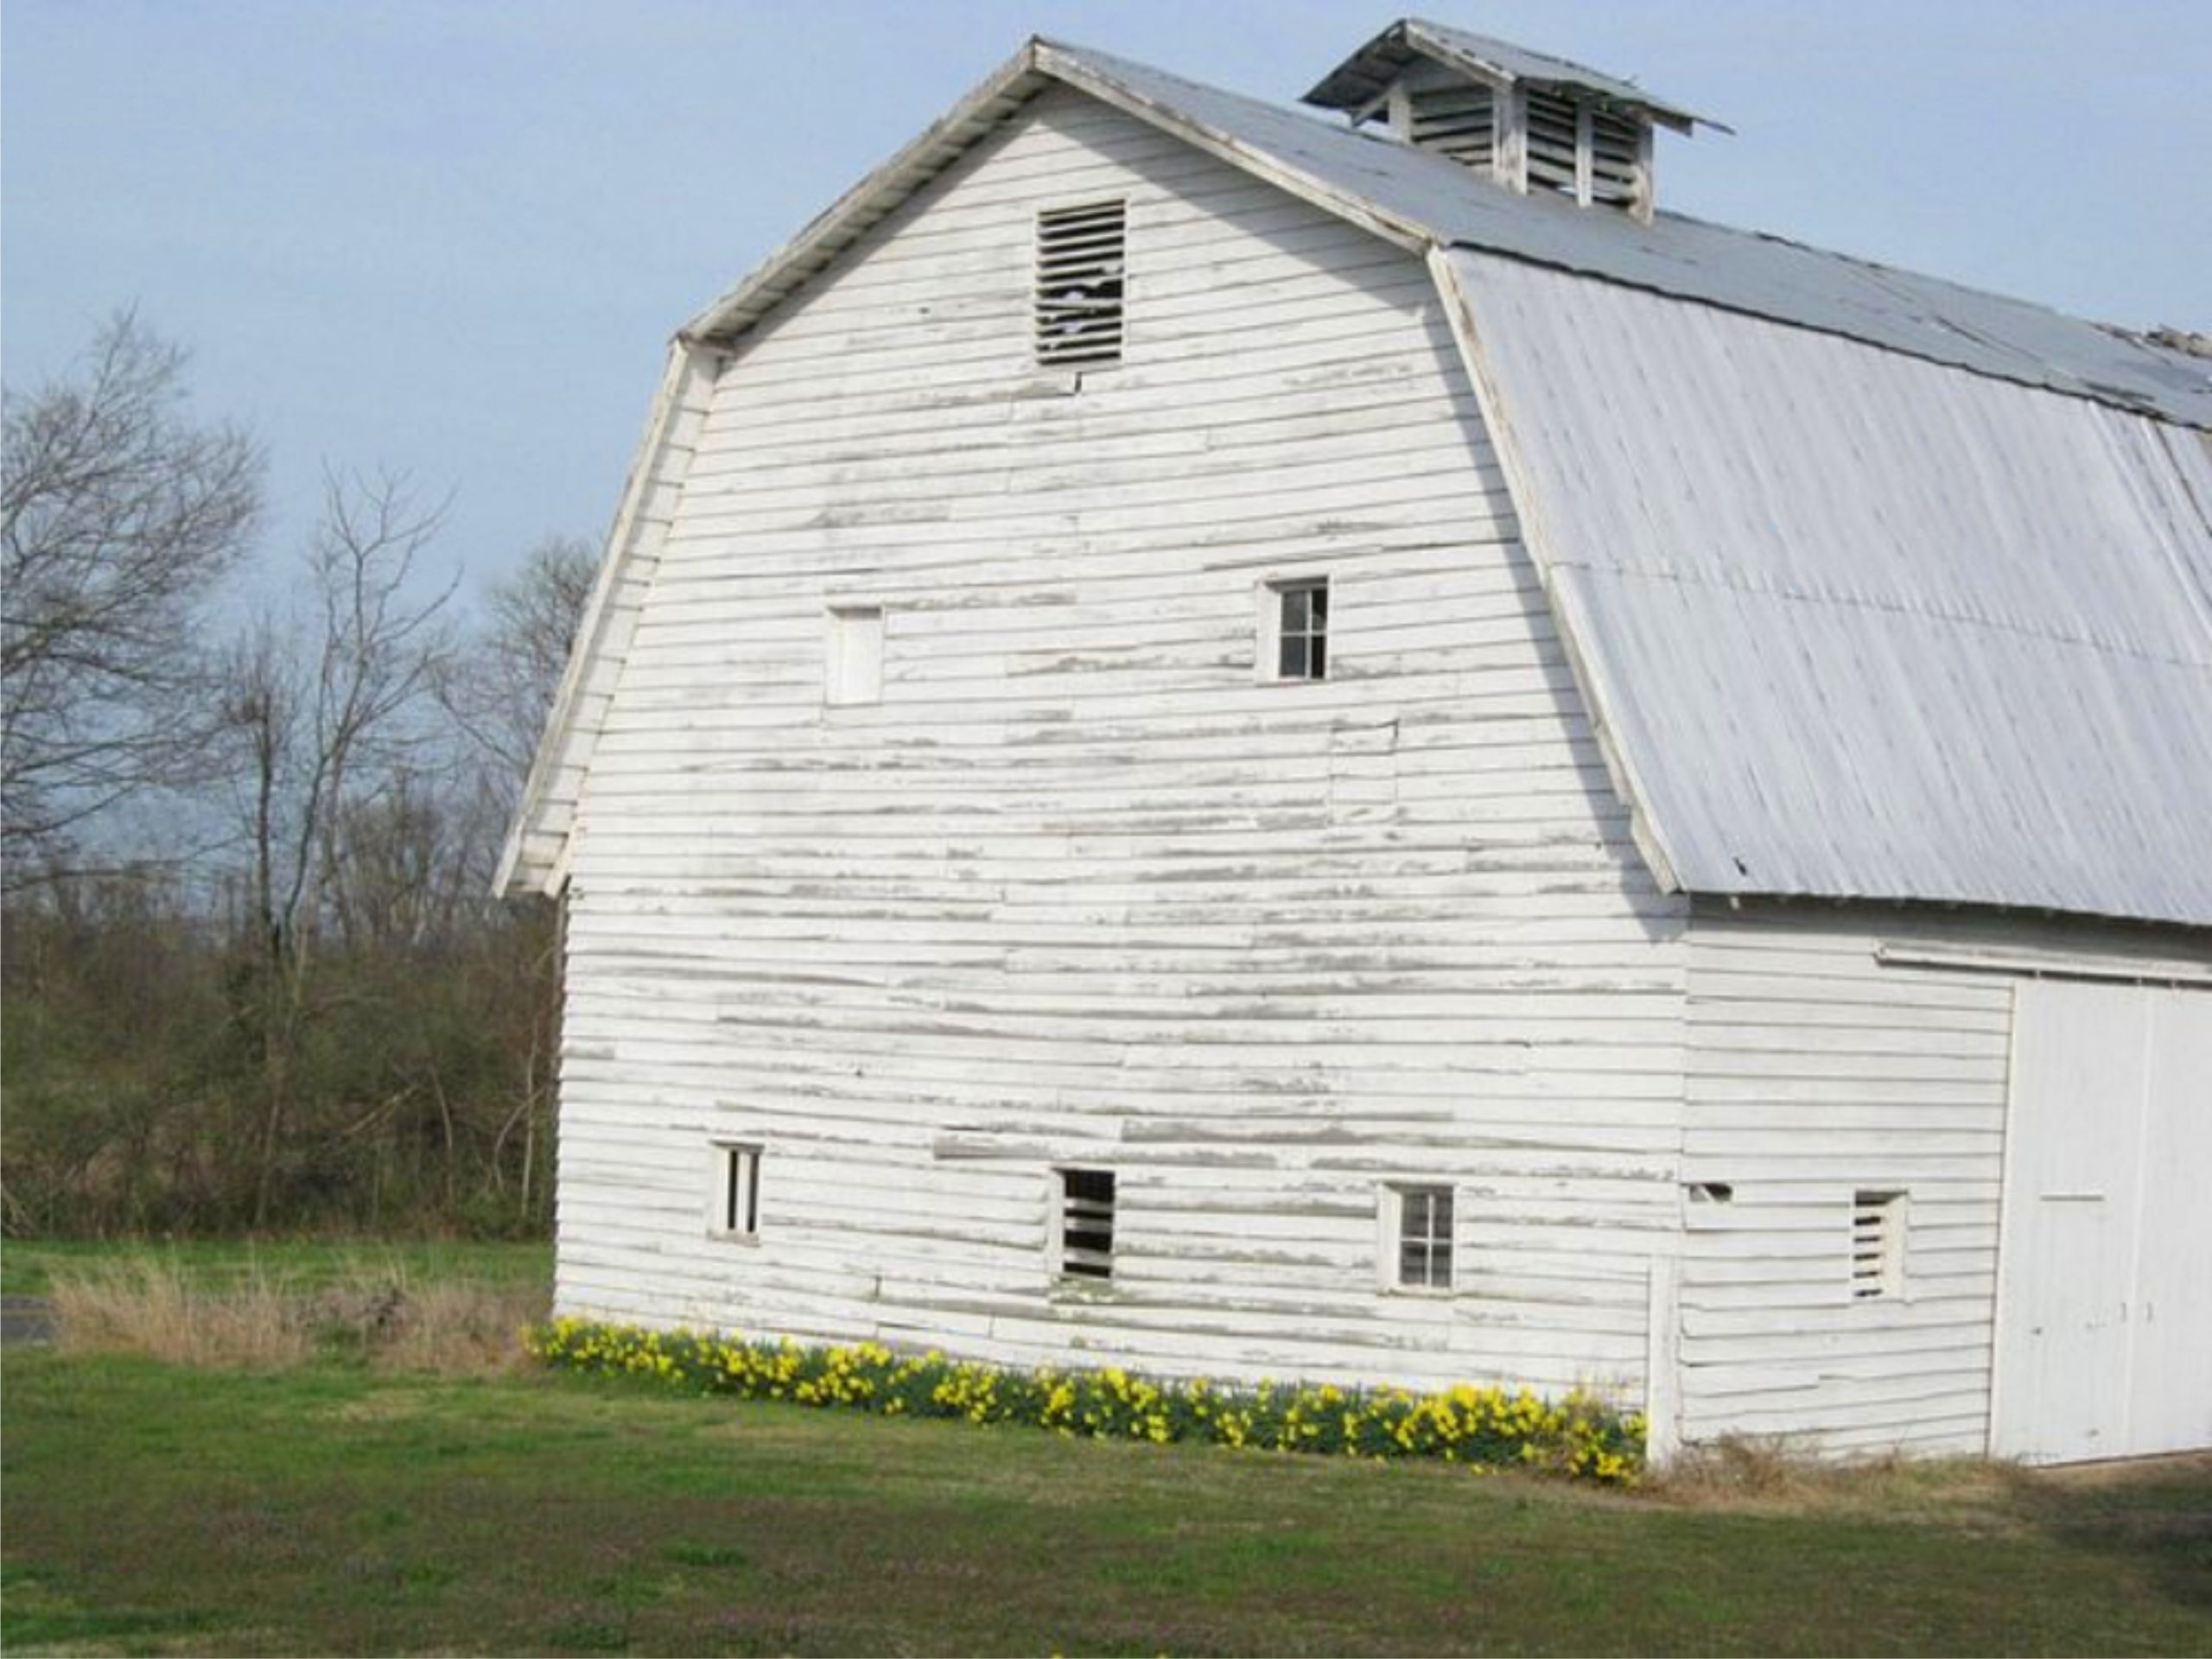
[
  {"x1": 1851, "y1": 1190, "x2": 1908, "y2": 1300},
  {"x1": 1034, "y1": 200, "x2": 1126, "y2": 367}
]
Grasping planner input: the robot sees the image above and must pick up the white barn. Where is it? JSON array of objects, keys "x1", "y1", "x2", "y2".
[{"x1": 501, "y1": 20, "x2": 2212, "y2": 1465}]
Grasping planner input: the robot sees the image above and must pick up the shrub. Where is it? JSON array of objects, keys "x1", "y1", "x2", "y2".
[{"x1": 527, "y1": 1319, "x2": 1644, "y2": 1484}]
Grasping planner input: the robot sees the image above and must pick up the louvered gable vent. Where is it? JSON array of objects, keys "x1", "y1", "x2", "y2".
[{"x1": 1034, "y1": 200, "x2": 1125, "y2": 367}]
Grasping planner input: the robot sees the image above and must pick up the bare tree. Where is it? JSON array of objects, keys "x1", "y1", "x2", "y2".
[
  {"x1": 217, "y1": 469, "x2": 457, "y2": 1223},
  {"x1": 442, "y1": 533, "x2": 596, "y2": 791},
  {"x1": 433, "y1": 534, "x2": 594, "y2": 1226},
  {"x1": 1, "y1": 315, "x2": 262, "y2": 882}
]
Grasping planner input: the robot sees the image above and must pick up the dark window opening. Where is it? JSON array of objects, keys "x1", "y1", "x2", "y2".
[{"x1": 1059, "y1": 1167, "x2": 1116, "y2": 1279}]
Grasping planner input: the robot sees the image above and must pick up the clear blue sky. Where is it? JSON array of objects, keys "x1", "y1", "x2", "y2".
[{"x1": 6, "y1": 2, "x2": 2208, "y2": 606}]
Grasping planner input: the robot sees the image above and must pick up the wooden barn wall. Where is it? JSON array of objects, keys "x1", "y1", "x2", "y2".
[
  {"x1": 553, "y1": 86, "x2": 1688, "y2": 1399},
  {"x1": 1679, "y1": 898, "x2": 2207, "y2": 1457}
]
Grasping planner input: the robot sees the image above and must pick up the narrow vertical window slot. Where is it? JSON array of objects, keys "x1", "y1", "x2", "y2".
[
  {"x1": 1268, "y1": 577, "x2": 1330, "y2": 683},
  {"x1": 709, "y1": 1143, "x2": 763, "y2": 1240}
]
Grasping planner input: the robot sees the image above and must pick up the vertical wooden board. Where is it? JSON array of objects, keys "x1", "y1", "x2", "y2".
[
  {"x1": 2127, "y1": 987, "x2": 2212, "y2": 1456},
  {"x1": 1993, "y1": 979, "x2": 2147, "y2": 1462}
]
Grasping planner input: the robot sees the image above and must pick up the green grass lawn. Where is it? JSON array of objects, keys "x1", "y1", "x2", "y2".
[
  {"x1": 4, "y1": 1351, "x2": 2209, "y2": 1656},
  {"x1": 0, "y1": 1236, "x2": 551, "y2": 1297}
]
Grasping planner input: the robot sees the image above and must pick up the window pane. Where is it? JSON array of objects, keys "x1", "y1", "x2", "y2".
[
  {"x1": 1395, "y1": 1185, "x2": 1452, "y2": 1287},
  {"x1": 1281, "y1": 588, "x2": 1310, "y2": 631},
  {"x1": 1280, "y1": 635, "x2": 1307, "y2": 680},
  {"x1": 1310, "y1": 583, "x2": 1329, "y2": 624},
  {"x1": 1308, "y1": 636, "x2": 1326, "y2": 680}
]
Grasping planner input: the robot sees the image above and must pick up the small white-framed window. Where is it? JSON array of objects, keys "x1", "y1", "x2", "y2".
[
  {"x1": 1850, "y1": 1189, "x2": 1908, "y2": 1300},
  {"x1": 1382, "y1": 1183, "x2": 1454, "y2": 1291},
  {"x1": 1056, "y1": 1167, "x2": 1116, "y2": 1280},
  {"x1": 825, "y1": 605, "x2": 884, "y2": 707},
  {"x1": 1261, "y1": 577, "x2": 1330, "y2": 683},
  {"x1": 707, "y1": 1142, "x2": 763, "y2": 1241}
]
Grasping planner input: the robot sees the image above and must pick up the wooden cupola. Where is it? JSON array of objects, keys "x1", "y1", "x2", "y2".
[{"x1": 1303, "y1": 18, "x2": 1715, "y2": 224}]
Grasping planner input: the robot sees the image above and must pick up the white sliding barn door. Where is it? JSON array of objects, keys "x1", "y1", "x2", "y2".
[{"x1": 1994, "y1": 980, "x2": 2212, "y2": 1462}]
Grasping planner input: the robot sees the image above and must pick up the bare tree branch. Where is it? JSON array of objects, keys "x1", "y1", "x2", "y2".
[
  {"x1": 438, "y1": 532, "x2": 595, "y2": 791},
  {"x1": 2, "y1": 314, "x2": 264, "y2": 884}
]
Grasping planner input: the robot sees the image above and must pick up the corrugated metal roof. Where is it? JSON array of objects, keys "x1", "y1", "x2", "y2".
[
  {"x1": 1443, "y1": 249, "x2": 2212, "y2": 926},
  {"x1": 1053, "y1": 42, "x2": 2212, "y2": 429},
  {"x1": 1303, "y1": 18, "x2": 1712, "y2": 130}
]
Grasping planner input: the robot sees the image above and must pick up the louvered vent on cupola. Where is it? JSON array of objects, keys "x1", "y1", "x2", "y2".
[
  {"x1": 1302, "y1": 19, "x2": 1719, "y2": 226},
  {"x1": 1522, "y1": 86, "x2": 1581, "y2": 198},
  {"x1": 1405, "y1": 81, "x2": 1497, "y2": 169}
]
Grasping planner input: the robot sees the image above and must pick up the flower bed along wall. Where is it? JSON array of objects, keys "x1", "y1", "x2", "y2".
[{"x1": 527, "y1": 1319, "x2": 1644, "y2": 1485}]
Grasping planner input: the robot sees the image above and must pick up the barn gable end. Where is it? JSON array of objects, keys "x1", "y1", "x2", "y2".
[{"x1": 545, "y1": 83, "x2": 1689, "y2": 1396}]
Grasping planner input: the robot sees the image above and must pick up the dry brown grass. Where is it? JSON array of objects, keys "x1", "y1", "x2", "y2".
[
  {"x1": 1645, "y1": 1434, "x2": 2024, "y2": 1525},
  {"x1": 51, "y1": 1259, "x2": 316, "y2": 1369},
  {"x1": 48, "y1": 1257, "x2": 545, "y2": 1375}
]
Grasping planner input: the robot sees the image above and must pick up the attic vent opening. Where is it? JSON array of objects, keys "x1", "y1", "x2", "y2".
[
  {"x1": 1407, "y1": 83, "x2": 1496, "y2": 168},
  {"x1": 1034, "y1": 200, "x2": 1125, "y2": 368}
]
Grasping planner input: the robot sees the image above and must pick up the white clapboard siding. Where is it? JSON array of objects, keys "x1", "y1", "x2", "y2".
[
  {"x1": 1677, "y1": 899, "x2": 2209, "y2": 1457},
  {"x1": 551, "y1": 86, "x2": 1686, "y2": 1401}
]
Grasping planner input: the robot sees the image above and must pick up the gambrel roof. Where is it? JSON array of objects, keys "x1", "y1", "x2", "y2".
[{"x1": 504, "y1": 33, "x2": 2212, "y2": 927}]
